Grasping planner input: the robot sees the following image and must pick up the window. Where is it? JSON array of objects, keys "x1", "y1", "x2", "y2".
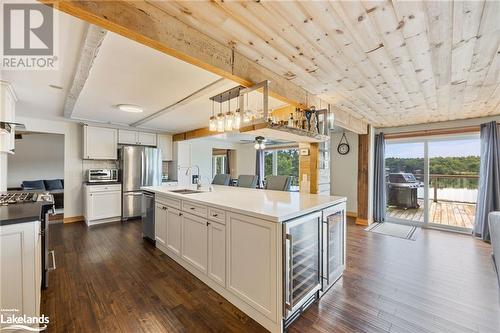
[
  {"x1": 212, "y1": 155, "x2": 226, "y2": 177},
  {"x1": 264, "y1": 148, "x2": 299, "y2": 188}
]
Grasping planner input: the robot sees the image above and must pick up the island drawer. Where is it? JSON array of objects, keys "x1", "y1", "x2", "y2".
[
  {"x1": 156, "y1": 196, "x2": 181, "y2": 209},
  {"x1": 182, "y1": 201, "x2": 207, "y2": 218},
  {"x1": 208, "y1": 207, "x2": 226, "y2": 224}
]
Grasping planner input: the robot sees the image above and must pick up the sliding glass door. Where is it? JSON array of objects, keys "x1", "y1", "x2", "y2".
[
  {"x1": 385, "y1": 141, "x2": 426, "y2": 225},
  {"x1": 385, "y1": 134, "x2": 480, "y2": 232}
]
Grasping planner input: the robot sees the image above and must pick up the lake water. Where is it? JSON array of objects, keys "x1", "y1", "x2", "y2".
[{"x1": 417, "y1": 187, "x2": 477, "y2": 203}]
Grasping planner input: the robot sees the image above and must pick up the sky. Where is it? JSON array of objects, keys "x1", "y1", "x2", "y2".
[{"x1": 386, "y1": 138, "x2": 480, "y2": 158}]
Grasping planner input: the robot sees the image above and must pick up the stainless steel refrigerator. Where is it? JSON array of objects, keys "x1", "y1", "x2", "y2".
[{"x1": 120, "y1": 146, "x2": 162, "y2": 220}]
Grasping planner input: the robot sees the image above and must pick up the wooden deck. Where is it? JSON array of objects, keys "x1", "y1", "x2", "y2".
[{"x1": 387, "y1": 200, "x2": 475, "y2": 229}]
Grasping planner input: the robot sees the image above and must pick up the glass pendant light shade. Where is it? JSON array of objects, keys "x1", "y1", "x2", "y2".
[
  {"x1": 254, "y1": 143, "x2": 260, "y2": 149},
  {"x1": 225, "y1": 112, "x2": 234, "y2": 131},
  {"x1": 209, "y1": 116, "x2": 217, "y2": 131},
  {"x1": 233, "y1": 109, "x2": 241, "y2": 129},
  {"x1": 259, "y1": 142, "x2": 266, "y2": 150},
  {"x1": 217, "y1": 113, "x2": 225, "y2": 132}
]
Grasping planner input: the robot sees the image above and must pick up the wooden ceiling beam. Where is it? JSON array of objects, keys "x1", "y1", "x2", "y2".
[{"x1": 40, "y1": 0, "x2": 369, "y2": 134}]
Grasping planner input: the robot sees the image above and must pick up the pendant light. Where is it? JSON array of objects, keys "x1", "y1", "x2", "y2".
[
  {"x1": 243, "y1": 94, "x2": 251, "y2": 123},
  {"x1": 233, "y1": 97, "x2": 241, "y2": 130},
  {"x1": 225, "y1": 98, "x2": 234, "y2": 131},
  {"x1": 209, "y1": 99, "x2": 217, "y2": 132},
  {"x1": 216, "y1": 96, "x2": 225, "y2": 133}
]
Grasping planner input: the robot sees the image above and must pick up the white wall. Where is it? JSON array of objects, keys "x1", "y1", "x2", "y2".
[
  {"x1": 172, "y1": 137, "x2": 256, "y2": 186},
  {"x1": 7, "y1": 133, "x2": 64, "y2": 188},
  {"x1": 0, "y1": 154, "x2": 7, "y2": 192},
  {"x1": 330, "y1": 131, "x2": 358, "y2": 213},
  {"x1": 14, "y1": 116, "x2": 84, "y2": 218}
]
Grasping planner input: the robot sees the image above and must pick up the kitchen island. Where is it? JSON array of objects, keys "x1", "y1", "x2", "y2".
[{"x1": 142, "y1": 185, "x2": 347, "y2": 333}]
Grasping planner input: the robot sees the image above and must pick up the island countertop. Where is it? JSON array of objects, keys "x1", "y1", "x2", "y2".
[{"x1": 142, "y1": 185, "x2": 346, "y2": 222}]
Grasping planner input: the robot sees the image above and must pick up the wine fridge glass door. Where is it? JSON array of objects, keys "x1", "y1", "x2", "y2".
[{"x1": 283, "y1": 212, "x2": 321, "y2": 318}]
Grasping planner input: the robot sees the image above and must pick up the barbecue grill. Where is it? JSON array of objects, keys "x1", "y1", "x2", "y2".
[{"x1": 387, "y1": 173, "x2": 421, "y2": 209}]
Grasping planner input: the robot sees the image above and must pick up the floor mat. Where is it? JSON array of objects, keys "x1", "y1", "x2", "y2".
[{"x1": 365, "y1": 222, "x2": 419, "y2": 240}]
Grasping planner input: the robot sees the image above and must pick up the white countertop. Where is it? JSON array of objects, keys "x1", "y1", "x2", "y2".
[{"x1": 142, "y1": 185, "x2": 346, "y2": 222}]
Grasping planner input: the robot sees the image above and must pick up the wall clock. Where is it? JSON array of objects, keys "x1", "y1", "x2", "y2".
[{"x1": 337, "y1": 132, "x2": 350, "y2": 155}]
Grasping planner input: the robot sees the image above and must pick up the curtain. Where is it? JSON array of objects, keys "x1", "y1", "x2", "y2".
[
  {"x1": 255, "y1": 149, "x2": 264, "y2": 188},
  {"x1": 225, "y1": 149, "x2": 231, "y2": 175},
  {"x1": 373, "y1": 133, "x2": 386, "y2": 222},
  {"x1": 474, "y1": 121, "x2": 500, "y2": 241}
]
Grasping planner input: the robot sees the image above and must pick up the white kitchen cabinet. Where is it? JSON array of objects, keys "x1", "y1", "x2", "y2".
[
  {"x1": 181, "y1": 212, "x2": 208, "y2": 273},
  {"x1": 138, "y1": 132, "x2": 157, "y2": 146},
  {"x1": 84, "y1": 184, "x2": 122, "y2": 226},
  {"x1": 155, "y1": 203, "x2": 168, "y2": 248},
  {"x1": 208, "y1": 221, "x2": 226, "y2": 286},
  {"x1": 118, "y1": 129, "x2": 157, "y2": 146},
  {"x1": 0, "y1": 81, "x2": 17, "y2": 154},
  {"x1": 157, "y1": 134, "x2": 173, "y2": 161},
  {"x1": 83, "y1": 125, "x2": 118, "y2": 160},
  {"x1": 0, "y1": 221, "x2": 41, "y2": 329},
  {"x1": 226, "y1": 212, "x2": 278, "y2": 321},
  {"x1": 118, "y1": 129, "x2": 137, "y2": 145},
  {"x1": 166, "y1": 207, "x2": 182, "y2": 257}
]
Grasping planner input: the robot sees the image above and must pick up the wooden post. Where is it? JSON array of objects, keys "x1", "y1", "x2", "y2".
[
  {"x1": 356, "y1": 133, "x2": 369, "y2": 225},
  {"x1": 299, "y1": 142, "x2": 319, "y2": 194}
]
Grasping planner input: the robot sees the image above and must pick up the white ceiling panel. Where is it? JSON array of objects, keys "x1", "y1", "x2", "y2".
[{"x1": 71, "y1": 31, "x2": 223, "y2": 126}]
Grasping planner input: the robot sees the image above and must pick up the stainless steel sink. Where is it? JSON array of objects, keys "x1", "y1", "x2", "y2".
[{"x1": 170, "y1": 189, "x2": 203, "y2": 194}]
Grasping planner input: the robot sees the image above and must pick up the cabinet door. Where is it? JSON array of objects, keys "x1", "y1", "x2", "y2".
[
  {"x1": 84, "y1": 126, "x2": 118, "y2": 159},
  {"x1": 157, "y1": 134, "x2": 172, "y2": 160},
  {"x1": 181, "y1": 213, "x2": 208, "y2": 273},
  {"x1": 88, "y1": 190, "x2": 121, "y2": 220},
  {"x1": 0, "y1": 221, "x2": 39, "y2": 320},
  {"x1": 227, "y1": 212, "x2": 277, "y2": 320},
  {"x1": 208, "y1": 221, "x2": 226, "y2": 286},
  {"x1": 138, "y1": 132, "x2": 157, "y2": 146},
  {"x1": 155, "y1": 203, "x2": 167, "y2": 247},
  {"x1": 118, "y1": 129, "x2": 138, "y2": 145},
  {"x1": 166, "y1": 208, "x2": 182, "y2": 257}
]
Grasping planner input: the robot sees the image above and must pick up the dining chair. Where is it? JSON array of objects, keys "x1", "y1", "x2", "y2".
[
  {"x1": 265, "y1": 175, "x2": 292, "y2": 191},
  {"x1": 212, "y1": 174, "x2": 231, "y2": 186},
  {"x1": 237, "y1": 175, "x2": 258, "y2": 188}
]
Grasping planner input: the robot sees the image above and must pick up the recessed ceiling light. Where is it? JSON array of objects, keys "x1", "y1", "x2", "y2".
[{"x1": 117, "y1": 104, "x2": 144, "y2": 113}]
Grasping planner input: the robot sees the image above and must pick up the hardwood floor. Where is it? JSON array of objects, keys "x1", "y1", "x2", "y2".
[{"x1": 42, "y1": 219, "x2": 500, "y2": 333}]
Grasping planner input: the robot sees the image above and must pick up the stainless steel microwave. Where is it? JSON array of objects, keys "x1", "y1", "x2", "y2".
[{"x1": 87, "y1": 169, "x2": 118, "y2": 183}]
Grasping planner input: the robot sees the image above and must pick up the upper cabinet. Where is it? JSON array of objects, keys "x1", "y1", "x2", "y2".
[
  {"x1": 118, "y1": 129, "x2": 157, "y2": 146},
  {"x1": 157, "y1": 134, "x2": 173, "y2": 161},
  {"x1": 83, "y1": 125, "x2": 118, "y2": 160},
  {"x1": 0, "y1": 81, "x2": 17, "y2": 154}
]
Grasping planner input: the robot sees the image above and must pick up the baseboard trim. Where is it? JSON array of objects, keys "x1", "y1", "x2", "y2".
[
  {"x1": 346, "y1": 211, "x2": 357, "y2": 218},
  {"x1": 63, "y1": 215, "x2": 85, "y2": 224},
  {"x1": 355, "y1": 218, "x2": 369, "y2": 226}
]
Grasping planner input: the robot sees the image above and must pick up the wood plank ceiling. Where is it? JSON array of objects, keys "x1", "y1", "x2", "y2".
[{"x1": 148, "y1": 0, "x2": 500, "y2": 128}]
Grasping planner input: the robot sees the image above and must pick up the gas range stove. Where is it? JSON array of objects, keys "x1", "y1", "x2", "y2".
[{"x1": 0, "y1": 192, "x2": 53, "y2": 206}]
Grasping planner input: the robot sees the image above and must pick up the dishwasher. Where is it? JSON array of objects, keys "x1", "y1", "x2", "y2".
[{"x1": 141, "y1": 191, "x2": 155, "y2": 243}]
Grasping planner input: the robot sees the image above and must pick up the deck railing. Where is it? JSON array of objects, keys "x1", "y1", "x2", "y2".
[{"x1": 413, "y1": 173, "x2": 479, "y2": 203}]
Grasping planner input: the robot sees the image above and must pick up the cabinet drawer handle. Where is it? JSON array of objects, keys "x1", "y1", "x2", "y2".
[
  {"x1": 179, "y1": 212, "x2": 183, "y2": 216},
  {"x1": 48, "y1": 250, "x2": 56, "y2": 271},
  {"x1": 212, "y1": 213, "x2": 218, "y2": 217},
  {"x1": 190, "y1": 207, "x2": 195, "y2": 210},
  {"x1": 206, "y1": 221, "x2": 210, "y2": 226}
]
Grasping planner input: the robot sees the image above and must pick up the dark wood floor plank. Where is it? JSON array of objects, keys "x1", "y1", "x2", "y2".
[{"x1": 41, "y1": 218, "x2": 500, "y2": 333}]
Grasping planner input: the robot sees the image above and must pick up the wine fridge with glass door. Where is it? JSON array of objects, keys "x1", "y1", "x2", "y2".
[
  {"x1": 282, "y1": 211, "x2": 322, "y2": 327},
  {"x1": 320, "y1": 202, "x2": 346, "y2": 295}
]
